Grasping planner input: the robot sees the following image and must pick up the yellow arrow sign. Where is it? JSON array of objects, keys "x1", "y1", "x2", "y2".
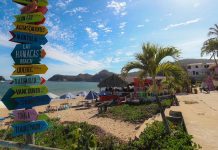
[
  {"x1": 13, "y1": 22, "x2": 48, "y2": 35},
  {"x1": 11, "y1": 85, "x2": 48, "y2": 98},
  {"x1": 12, "y1": 64, "x2": 48, "y2": 75}
]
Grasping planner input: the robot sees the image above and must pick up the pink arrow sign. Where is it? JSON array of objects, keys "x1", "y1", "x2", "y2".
[
  {"x1": 13, "y1": 109, "x2": 38, "y2": 122},
  {"x1": 21, "y1": 1, "x2": 38, "y2": 14}
]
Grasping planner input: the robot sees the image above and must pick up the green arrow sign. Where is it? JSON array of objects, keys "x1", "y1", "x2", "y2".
[
  {"x1": 15, "y1": 12, "x2": 44, "y2": 23},
  {"x1": 11, "y1": 85, "x2": 48, "y2": 98},
  {"x1": 13, "y1": 0, "x2": 48, "y2": 7}
]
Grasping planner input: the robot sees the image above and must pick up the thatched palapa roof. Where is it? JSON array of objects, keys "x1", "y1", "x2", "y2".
[{"x1": 98, "y1": 74, "x2": 128, "y2": 88}]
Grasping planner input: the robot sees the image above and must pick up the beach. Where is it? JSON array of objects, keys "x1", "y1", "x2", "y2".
[{"x1": 1, "y1": 91, "x2": 218, "y2": 148}]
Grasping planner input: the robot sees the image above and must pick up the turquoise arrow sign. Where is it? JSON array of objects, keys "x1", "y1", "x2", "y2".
[
  {"x1": 10, "y1": 31, "x2": 48, "y2": 45},
  {"x1": 11, "y1": 44, "x2": 46, "y2": 65},
  {"x1": 11, "y1": 75, "x2": 46, "y2": 86},
  {"x1": 12, "y1": 120, "x2": 48, "y2": 136},
  {"x1": 1, "y1": 89, "x2": 51, "y2": 110}
]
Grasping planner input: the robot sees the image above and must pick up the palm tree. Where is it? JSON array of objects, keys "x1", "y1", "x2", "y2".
[
  {"x1": 201, "y1": 24, "x2": 218, "y2": 65},
  {"x1": 208, "y1": 24, "x2": 218, "y2": 38},
  {"x1": 201, "y1": 38, "x2": 218, "y2": 65},
  {"x1": 121, "y1": 43, "x2": 185, "y2": 134}
]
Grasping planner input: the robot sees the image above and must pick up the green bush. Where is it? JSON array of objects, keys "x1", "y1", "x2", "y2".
[{"x1": 99, "y1": 99, "x2": 173, "y2": 123}]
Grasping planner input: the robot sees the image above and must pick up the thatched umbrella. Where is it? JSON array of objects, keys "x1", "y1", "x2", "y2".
[{"x1": 98, "y1": 74, "x2": 128, "y2": 88}]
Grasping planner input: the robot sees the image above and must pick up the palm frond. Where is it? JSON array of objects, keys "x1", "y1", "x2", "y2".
[
  {"x1": 155, "y1": 47, "x2": 180, "y2": 65},
  {"x1": 121, "y1": 61, "x2": 144, "y2": 77}
]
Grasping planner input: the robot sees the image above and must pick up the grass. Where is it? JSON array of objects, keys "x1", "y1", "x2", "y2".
[{"x1": 99, "y1": 99, "x2": 173, "y2": 123}]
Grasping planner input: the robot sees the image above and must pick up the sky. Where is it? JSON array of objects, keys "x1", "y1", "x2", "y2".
[{"x1": 0, "y1": 0, "x2": 217, "y2": 79}]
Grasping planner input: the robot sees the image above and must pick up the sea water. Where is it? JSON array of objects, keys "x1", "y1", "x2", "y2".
[{"x1": 0, "y1": 81, "x2": 99, "y2": 97}]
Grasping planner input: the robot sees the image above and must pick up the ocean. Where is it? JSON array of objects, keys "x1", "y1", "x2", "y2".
[{"x1": 0, "y1": 81, "x2": 99, "y2": 97}]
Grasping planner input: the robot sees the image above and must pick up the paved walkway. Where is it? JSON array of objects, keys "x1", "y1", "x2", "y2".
[{"x1": 175, "y1": 92, "x2": 218, "y2": 150}]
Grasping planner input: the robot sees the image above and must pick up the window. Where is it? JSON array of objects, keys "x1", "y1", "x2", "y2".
[
  {"x1": 204, "y1": 65, "x2": 209, "y2": 68},
  {"x1": 196, "y1": 72, "x2": 199, "y2": 75},
  {"x1": 187, "y1": 66, "x2": 191, "y2": 69},
  {"x1": 193, "y1": 71, "x2": 195, "y2": 75},
  {"x1": 195, "y1": 65, "x2": 198, "y2": 68}
]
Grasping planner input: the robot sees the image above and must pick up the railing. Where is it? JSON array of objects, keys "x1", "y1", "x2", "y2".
[{"x1": 0, "y1": 140, "x2": 61, "y2": 150}]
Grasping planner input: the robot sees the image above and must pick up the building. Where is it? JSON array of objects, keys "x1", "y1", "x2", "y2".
[{"x1": 186, "y1": 63, "x2": 214, "y2": 81}]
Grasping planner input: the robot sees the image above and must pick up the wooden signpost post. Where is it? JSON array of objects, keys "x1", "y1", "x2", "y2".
[{"x1": 1, "y1": 0, "x2": 50, "y2": 146}]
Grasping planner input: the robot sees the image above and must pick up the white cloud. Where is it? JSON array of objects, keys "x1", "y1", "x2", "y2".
[
  {"x1": 97, "y1": 23, "x2": 112, "y2": 33},
  {"x1": 88, "y1": 50, "x2": 95, "y2": 55},
  {"x1": 85, "y1": 27, "x2": 98, "y2": 42},
  {"x1": 129, "y1": 38, "x2": 135, "y2": 41},
  {"x1": 121, "y1": 31, "x2": 125, "y2": 35},
  {"x1": 163, "y1": 18, "x2": 201, "y2": 31},
  {"x1": 137, "y1": 24, "x2": 144, "y2": 28},
  {"x1": 65, "y1": 7, "x2": 88, "y2": 15},
  {"x1": 0, "y1": 31, "x2": 15, "y2": 48},
  {"x1": 43, "y1": 44, "x2": 103, "y2": 77},
  {"x1": 119, "y1": 22, "x2": 127, "y2": 30},
  {"x1": 56, "y1": 0, "x2": 73, "y2": 8},
  {"x1": 107, "y1": 1, "x2": 127, "y2": 16}
]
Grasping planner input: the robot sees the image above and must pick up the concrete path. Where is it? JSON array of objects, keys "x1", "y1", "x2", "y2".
[{"x1": 176, "y1": 92, "x2": 218, "y2": 150}]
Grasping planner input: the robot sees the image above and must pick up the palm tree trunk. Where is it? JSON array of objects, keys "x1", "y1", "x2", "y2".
[{"x1": 152, "y1": 77, "x2": 170, "y2": 134}]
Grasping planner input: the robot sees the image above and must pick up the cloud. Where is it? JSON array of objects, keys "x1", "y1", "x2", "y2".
[
  {"x1": 137, "y1": 24, "x2": 144, "y2": 28},
  {"x1": 163, "y1": 18, "x2": 201, "y2": 31},
  {"x1": 97, "y1": 23, "x2": 112, "y2": 33},
  {"x1": 65, "y1": 7, "x2": 88, "y2": 15},
  {"x1": 119, "y1": 22, "x2": 127, "y2": 30},
  {"x1": 85, "y1": 27, "x2": 98, "y2": 42},
  {"x1": 56, "y1": 0, "x2": 73, "y2": 8},
  {"x1": 0, "y1": 31, "x2": 15, "y2": 48},
  {"x1": 43, "y1": 43, "x2": 103, "y2": 77},
  {"x1": 107, "y1": 1, "x2": 127, "y2": 16}
]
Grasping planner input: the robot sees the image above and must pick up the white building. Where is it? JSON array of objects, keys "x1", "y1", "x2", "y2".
[{"x1": 186, "y1": 63, "x2": 214, "y2": 80}]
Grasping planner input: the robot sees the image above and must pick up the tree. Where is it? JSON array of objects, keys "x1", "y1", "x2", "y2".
[
  {"x1": 208, "y1": 24, "x2": 218, "y2": 37},
  {"x1": 201, "y1": 24, "x2": 218, "y2": 65},
  {"x1": 121, "y1": 43, "x2": 185, "y2": 134}
]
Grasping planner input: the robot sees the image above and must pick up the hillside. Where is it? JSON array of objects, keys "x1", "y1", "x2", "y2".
[
  {"x1": 0, "y1": 76, "x2": 5, "y2": 81},
  {"x1": 48, "y1": 70, "x2": 114, "y2": 82}
]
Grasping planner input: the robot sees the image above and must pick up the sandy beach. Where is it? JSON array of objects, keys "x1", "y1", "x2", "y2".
[{"x1": 1, "y1": 91, "x2": 218, "y2": 147}]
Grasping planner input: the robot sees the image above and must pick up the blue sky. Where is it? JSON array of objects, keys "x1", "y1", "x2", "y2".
[{"x1": 0, "y1": 0, "x2": 217, "y2": 79}]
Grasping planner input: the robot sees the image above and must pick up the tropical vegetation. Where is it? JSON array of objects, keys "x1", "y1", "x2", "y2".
[
  {"x1": 0, "y1": 115, "x2": 200, "y2": 150},
  {"x1": 201, "y1": 24, "x2": 218, "y2": 65},
  {"x1": 121, "y1": 43, "x2": 186, "y2": 134},
  {"x1": 99, "y1": 99, "x2": 173, "y2": 123}
]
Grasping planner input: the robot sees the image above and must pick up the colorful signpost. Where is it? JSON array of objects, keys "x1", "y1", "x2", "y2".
[
  {"x1": 12, "y1": 120, "x2": 48, "y2": 136},
  {"x1": 13, "y1": 0, "x2": 48, "y2": 7},
  {"x1": 12, "y1": 64, "x2": 48, "y2": 75},
  {"x1": 1, "y1": 0, "x2": 50, "y2": 141},
  {"x1": 10, "y1": 31, "x2": 48, "y2": 45},
  {"x1": 13, "y1": 109, "x2": 38, "y2": 122},
  {"x1": 13, "y1": 22, "x2": 48, "y2": 35},
  {"x1": 11, "y1": 44, "x2": 46, "y2": 65},
  {"x1": 11, "y1": 85, "x2": 48, "y2": 98},
  {"x1": 2, "y1": 89, "x2": 51, "y2": 110},
  {"x1": 11, "y1": 75, "x2": 46, "y2": 85},
  {"x1": 15, "y1": 12, "x2": 45, "y2": 24}
]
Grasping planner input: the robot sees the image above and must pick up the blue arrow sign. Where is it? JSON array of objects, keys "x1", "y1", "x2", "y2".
[
  {"x1": 11, "y1": 75, "x2": 45, "y2": 86},
  {"x1": 12, "y1": 120, "x2": 48, "y2": 136},
  {"x1": 1, "y1": 89, "x2": 51, "y2": 110},
  {"x1": 10, "y1": 31, "x2": 47, "y2": 45},
  {"x1": 11, "y1": 44, "x2": 44, "y2": 65}
]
